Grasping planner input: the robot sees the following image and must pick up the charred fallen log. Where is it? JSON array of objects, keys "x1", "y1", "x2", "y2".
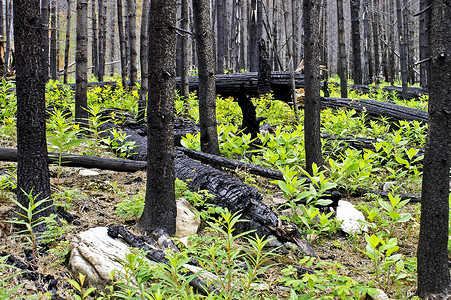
[
  {"x1": 175, "y1": 71, "x2": 305, "y2": 102},
  {"x1": 174, "y1": 150, "x2": 315, "y2": 256},
  {"x1": 352, "y1": 84, "x2": 428, "y2": 100},
  {"x1": 321, "y1": 97, "x2": 429, "y2": 123},
  {"x1": 0, "y1": 147, "x2": 146, "y2": 172},
  {"x1": 107, "y1": 226, "x2": 210, "y2": 294}
]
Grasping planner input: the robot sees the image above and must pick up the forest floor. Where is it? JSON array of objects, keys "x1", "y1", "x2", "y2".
[{"x1": 0, "y1": 159, "x2": 420, "y2": 299}]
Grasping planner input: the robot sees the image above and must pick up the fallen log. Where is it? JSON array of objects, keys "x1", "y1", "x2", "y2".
[
  {"x1": 107, "y1": 226, "x2": 211, "y2": 294},
  {"x1": 175, "y1": 71, "x2": 305, "y2": 102},
  {"x1": 0, "y1": 148, "x2": 146, "y2": 172},
  {"x1": 352, "y1": 84, "x2": 428, "y2": 100},
  {"x1": 321, "y1": 97, "x2": 429, "y2": 123},
  {"x1": 174, "y1": 150, "x2": 316, "y2": 256}
]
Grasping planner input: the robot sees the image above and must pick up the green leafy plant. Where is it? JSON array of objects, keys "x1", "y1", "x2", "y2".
[
  {"x1": 0, "y1": 78, "x2": 16, "y2": 146},
  {"x1": 0, "y1": 256, "x2": 24, "y2": 300},
  {"x1": 7, "y1": 190, "x2": 50, "y2": 268},
  {"x1": 115, "y1": 193, "x2": 145, "y2": 221},
  {"x1": 279, "y1": 256, "x2": 378, "y2": 299},
  {"x1": 47, "y1": 108, "x2": 86, "y2": 184},
  {"x1": 68, "y1": 273, "x2": 96, "y2": 300},
  {"x1": 104, "y1": 128, "x2": 137, "y2": 158}
]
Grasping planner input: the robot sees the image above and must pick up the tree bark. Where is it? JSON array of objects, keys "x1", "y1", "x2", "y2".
[
  {"x1": 193, "y1": 0, "x2": 220, "y2": 155},
  {"x1": 419, "y1": 0, "x2": 431, "y2": 88},
  {"x1": 137, "y1": 0, "x2": 150, "y2": 122},
  {"x1": 109, "y1": 0, "x2": 116, "y2": 77},
  {"x1": 336, "y1": 0, "x2": 348, "y2": 98},
  {"x1": 216, "y1": 0, "x2": 226, "y2": 73},
  {"x1": 303, "y1": 0, "x2": 324, "y2": 174},
  {"x1": 180, "y1": 0, "x2": 190, "y2": 102},
  {"x1": 350, "y1": 0, "x2": 362, "y2": 84},
  {"x1": 117, "y1": 0, "x2": 127, "y2": 88},
  {"x1": 138, "y1": 0, "x2": 177, "y2": 236},
  {"x1": 50, "y1": 0, "x2": 58, "y2": 80},
  {"x1": 14, "y1": 0, "x2": 56, "y2": 223},
  {"x1": 75, "y1": 0, "x2": 89, "y2": 126},
  {"x1": 97, "y1": 0, "x2": 107, "y2": 81},
  {"x1": 91, "y1": 0, "x2": 99, "y2": 78},
  {"x1": 395, "y1": 0, "x2": 408, "y2": 99},
  {"x1": 362, "y1": 0, "x2": 371, "y2": 84},
  {"x1": 127, "y1": 0, "x2": 138, "y2": 87},
  {"x1": 63, "y1": 0, "x2": 72, "y2": 84},
  {"x1": 417, "y1": 1, "x2": 451, "y2": 298},
  {"x1": 247, "y1": 0, "x2": 258, "y2": 72},
  {"x1": 41, "y1": 0, "x2": 50, "y2": 82}
]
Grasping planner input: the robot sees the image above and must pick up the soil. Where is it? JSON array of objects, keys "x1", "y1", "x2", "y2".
[{"x1": 0, "y1": 160, "x2": 421, "y2": 299}]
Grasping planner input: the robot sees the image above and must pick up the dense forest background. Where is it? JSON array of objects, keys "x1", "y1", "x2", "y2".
[{"x1": 0, "y1": 0, "x2": 428, "y2": 87}]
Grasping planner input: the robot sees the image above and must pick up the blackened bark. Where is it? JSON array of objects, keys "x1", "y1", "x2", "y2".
[
  {"x1": 247, "y1": 0, "x2": 258, "y2": 72},
  {"x1": 117, "y1": 0, "x2": 127, "y2": 88},
  {"x1": 304, "y1": 0, "x2": 324, "y2": 174},
  {"x1": 97, "y1": 0, "x2": 107, "y2": 81},
  {"x1": 109, "y1": 0, "x2": 116, "y2": 76},
  {"x1": 336, "y1": 0, "x2": 348, "y2": 98},
  {"x1": 138, "y1": 0, "x2": 150, "y2": 122},
  {"x1": 75, "y1": 0, "x2": 88, "y2": 126},
  {"x1": 417, "y1": 1, "x2": 451, "y2": 298},
  {"x1": 127, "y1": 0, "x2": 138, "y2": 87},
  {"x1": 216, "y1": 0, "x2": 226, "y2": 73},
  {"x1": 371, "y1": 0, "x2": 380, "y2": 81},
  {"x1": 0, "y1": 0, "x2": 3, "y2": 38},
  {"x1": 91, "y1": 0, "x2": 99, "y2": 78},
  {"x1": 419, "y1": 0, "x2": 431, "y2": 88},
  {"x1": 14, "y1": 0, "x2": 55, "y2": 222},
  {"x1": 41, "y1": 0, "x2": 50, "y2": 82},
  {"x1": 350, "y1": 0, "x2": 362, "y2": 84},
  {"x1": 63, "y1": 0, "x2": 72, "y2": 84},
  {"x1": 180, "y1": 0, "x2": 190, "y2": 102},
  {"x1": 50, "y1": 0, "x2": 58, "y2": 80},
  {"x1": 138, "y1": 0, "x2": 177, "y2": 236},
  {"x1": 193, "y1": 0, "x2": 220, "y2": 155},
  {"x1": 257, "y1": 39, "x2": 271, "y2": 95},
  {"x1": 395, "y1": 0, "x2": 408, "y2": 99},
  {"x1": 362, "y1": 0, "x2": 371, "y2": 84}
]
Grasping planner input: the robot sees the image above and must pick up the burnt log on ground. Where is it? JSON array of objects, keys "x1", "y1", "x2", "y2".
[
  {"x1": 175, "y1": 71, "x2": 305, "y2": 102},
  {"x1": 352, "y1": 84, "x2": 428, "y2": 100},
  {"x1": 174, "y1": 151, "x2": 315, "y2": 256},
  {"x1": 0, "y1": 147, "x2": 146, "y2": 172},
  {"x1": 321, "y1": 97, "x2": 429, "y2": 123},
  {"x1": 107, "y1": 226, "x2": 210, "y2": 294}
]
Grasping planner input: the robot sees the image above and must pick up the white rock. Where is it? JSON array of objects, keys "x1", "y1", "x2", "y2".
[
  {"x1": 69, "y1": 227, "x2": 132, "y2": 290},
  {"x1": 362, "y1": 288, "x2": 391, "y2": 300},
  {"x1": 79, "y1": 169, "x2": 100, "y2": 176},
  {"x1": 336, "y1": 200, "x2": 368, "y2": 234},
  {"x1": 175, "y1": 198, "x2": 200, "y2": 239}
]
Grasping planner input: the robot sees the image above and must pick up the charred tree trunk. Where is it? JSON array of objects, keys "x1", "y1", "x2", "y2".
[
  {"x1": 91, "y1": 0, "x2": 99, "y2": 78},
  {"x1": 50, "y1": 0, "x2": 58, "y2": 80},
  {"x1": 336, "y1": 0, "x2": 348, "y2": 98},
  {"x1": 117, "y1": 0, "x2": 127, "y2": 88},
  {"x1": 127, "y1": 0, "x2": 137, "y2": 87},
  {"x1": 109, "y1": 0, "x2": 116, "y2": 76},
  {"x1": 75, "y1": 0, "x2": 88, "y2": 126},
  {"x1": 137, "y1": 0, "x2": 149, "y2": 123},
  {"x1": 63, "y1": 0, "x2": 72, "y2": 84},
  {"x1": 350, "y1": 0, "x2": 362, "y2": 84},
  {"x1": 417, "y1": 1, "x2": 451, "y2": 298},
  {"x1": 418, "y1": 0, "x2": 431, "y2": 88},
  {"x1": 395, "y1": 0, "x2": 408, "y2": 99},
  {"x1": 138, "y1": 0, "x2": 177, "y2": 236},
  {"x1": 216, "y1": 0, "x2": 226, "y2": 73},
  {"x1": 247, "y1": 0, "x2": 258, "y2": 72},
  {"x1": 304, "y1": 0, "x2": 325, "y2": 174},
  {"x1": 362, "y1": 0, "x2": 371, "y2": 84},
  {"x1": 41, "y1": 0, "x2": 50, "y2": 82},
  {"x1": 97, "y1": 0, "x2": 107, "y2": 81},
  {"x1": 15, "y1": 0, "x2": 56, "y2": 224},
  {"x1": 193, "y1": 0, "x2": 220, "y2": 155},
  {"x1": 180, "y1": 0, "x2": 190, "y2": 102}
]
